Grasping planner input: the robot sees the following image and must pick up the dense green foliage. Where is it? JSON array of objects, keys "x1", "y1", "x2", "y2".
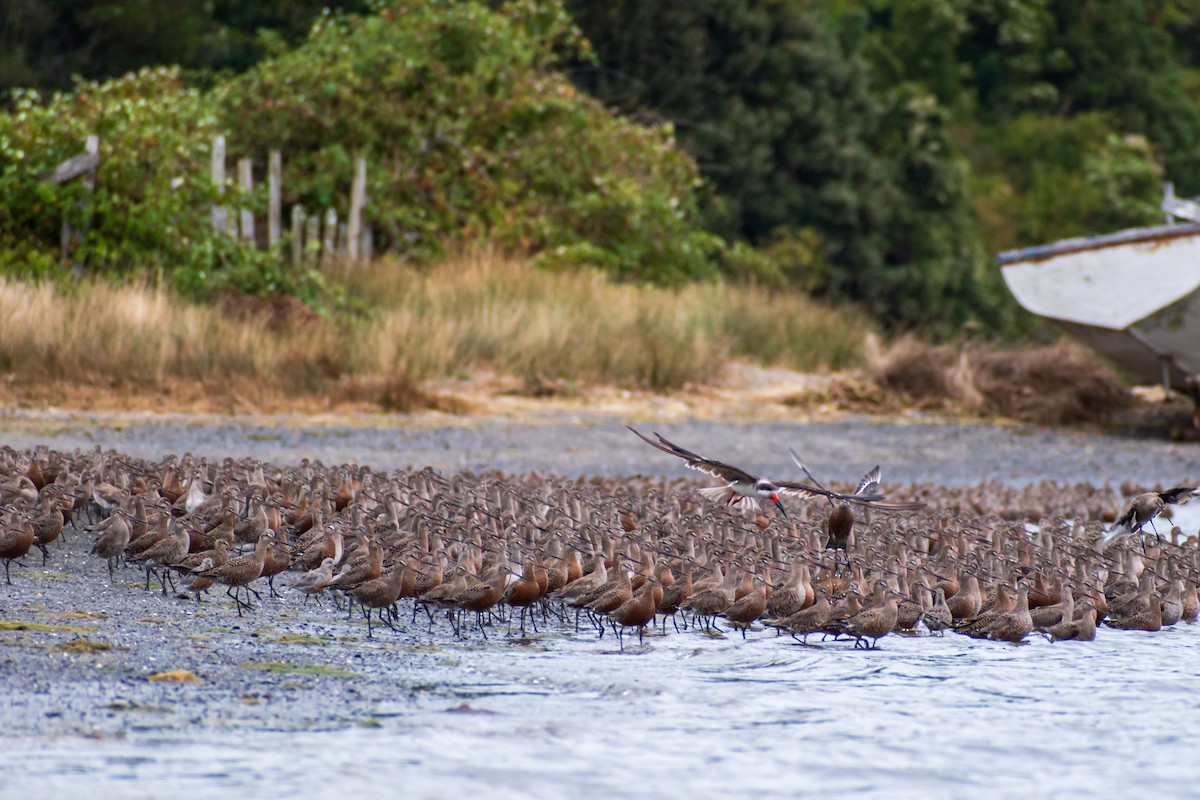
[
  {"x1": 0, "y1": 0, "x2": 369, "y2": 96},
  {"x1": 216, "y1": 0, "x2": 720, "y2": 282},
  {"x1": 0, "y1": 1, "x2": 719, "y2": 304},
  {"x1": 0, "y1": 68, "x2": 332, "y2": 302},
  {"x1": 3, "y1": 0, "x2": 1200, "y2": 337},
  {"x1": 567, "y1": 0, "x2": 1200, "y2": 334}
]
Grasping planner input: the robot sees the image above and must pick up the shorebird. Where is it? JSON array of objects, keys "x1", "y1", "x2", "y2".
[
  {"x1": 1098, "y1": 487, "x2": 1199, "y2": 552},
  {"x1": 839, "y1": 581, "x2": 900, "y2": 649},
  {"x1": 627, "y1": 427, "x2": 789, "y2": 517},
  {"x1": 608, "y1": 576, "x2": 659, "y2": 650},
  {"x1": 197, "y1": 530, "x2": 276, "y2": 616},
  {"x1": 0, "y1": 512, "x2": 34, "y2": 585},
  {"x1": 780, "y1": 449, "x2": 926, "y2": 511},
  {"x1": 29, "y1": 486, "x2": 66, "y2": 564},
  {"x1": 290, "y1": 557, "x2": 338, "y2": 604},
  {"x1": 922, "y1": 586, "x2": 953, "y2": 635},
  {"x1": 767, "y1": 590, "x2": 831, "y2": 644},
  {"x1": 89, "y1": 511, "x2": 131, "y2": 583},
  {"x1": 1045, "y1": 601, "x2": 1097, "y2": 642},
  {"x1": 128, "y1": 517, "x2": 190, "y2": 594}
]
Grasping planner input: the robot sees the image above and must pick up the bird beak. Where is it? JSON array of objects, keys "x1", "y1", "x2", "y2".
[{"x1": 771, "y1": 494, "x2": 788, "y2": 519}]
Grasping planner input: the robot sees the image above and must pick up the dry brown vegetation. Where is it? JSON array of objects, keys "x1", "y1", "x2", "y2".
[
  {"x1": 855, "y1": 336, "x2": 1137, "y2": 424},
  {"x1": 0, "y1": 252, "x2": 1178, "y2": 427},
  {"x1": 0, "y1": 251, "x2": 870, "y2": 413}
]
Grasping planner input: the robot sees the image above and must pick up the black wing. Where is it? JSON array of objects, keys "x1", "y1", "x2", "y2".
[
  {"x1": 1160, "y1": 486, "x2": 1199, "y2": 506},
  {"x1": 627, "y1": 427, "x2": 756, "y2": 484},
  {"x1": 788, "y1": 449, "x2": 886, "y2": 503},
  {"x1": 1112, "y1": 505, "x2": 1139, "y2": 533},
  {"x1": 775, "y1": 479, "x2": 925, "y2": 511},
  {"x1": 774, "y1": 479, "x2": 830, "y2": 500}
]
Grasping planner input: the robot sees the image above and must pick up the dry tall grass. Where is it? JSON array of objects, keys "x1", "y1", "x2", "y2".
[
  {"x1": 342, "y1": 252, "x2": 868, "y2": 388},
  {"x1": 0, "y1": 277, "x2": 336, "y2": 389},
  {"x1": 0, "y1": 252, "x2": 870, "y2": 408},
  {"x1": 864, "y1": 336, "x2": 1135, "y2": 424}
]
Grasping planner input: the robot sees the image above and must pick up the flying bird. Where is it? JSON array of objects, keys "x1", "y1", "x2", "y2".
[
  {"x1": 777, "y1": 448, "x2": 926, "y2": 511},
  {"x1": 627, "y1": 427, "x2": 789, "y2": 518},
  {"x1": 1097, "y1": 486, "x2": 1199, "y2": 552}
]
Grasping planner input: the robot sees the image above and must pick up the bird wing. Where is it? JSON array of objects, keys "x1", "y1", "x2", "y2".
[
  {"x1": 775, "y1": 480, "x2": 835, "y2": 500},
  {"x1": 853, "y1": 466, "x2": 882, "y2": 499},
  {"x1": 774, "y1": 479, "x2": 924, "y2": 511},
  {"x1": 1111, "y1": 505, "x2": 1139, "y2": 534},
  {"x1": 627, "y1": 427, "x2": 756, "y2": 483},
  {"x1": 787, "y1": 450, "x2": 891, "y2": 503},
  {"x1": 788, "y1": 448, "x2": 830, "y2": 493},
  {"x1": 1096, "y1": 524, "x2": 1131, "y2": 553},
  {"x1": 1160, "y1": 486, "x2": 1199, "y2": 505},
  {"x1": 772, "y1": 482, "x2": 921, "y2": 513},
  {"x1": 850, "y1": 498, "x2": 927, "y2": 511}
]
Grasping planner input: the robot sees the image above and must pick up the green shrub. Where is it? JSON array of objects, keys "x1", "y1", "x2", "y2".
[
  {"x1": 0, "y1": 67, "x2": 331, "y2": 304},
  {"x1": 0, "y1": 1, "x2": 723, "y2": 304},
  {"x1": 215, "y1": 0, "x2": 720, "y2": 284}
]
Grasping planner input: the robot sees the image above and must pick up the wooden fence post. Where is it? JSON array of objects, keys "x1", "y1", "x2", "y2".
[
  {"x1": 323, "y1": 208, "x2": 338, "y2": 266},
  {"x1": 211, "y1": 135, "x2": 230, "y2": 236},
  {"x1": 347, "y1": 155, "x2": 366, "y2": 262},
  {"x1": 361, "y1": 226, "x2": 373, "y2": 262},
  {"x1": 237, "y1": 158, "x2": 254, "y2": 243},
  {"x1": 305, "y1": 214, "x2": 321, "y2": 263},
  {"x1": 291, "y1": 205, "x2": 304, "y2": 264},
  {"x1": 268, "y1": 150, "x2": 282, "y2": 248},
  {"x1": 45, "y1": 134, "x2": 100, "y2": 272}
]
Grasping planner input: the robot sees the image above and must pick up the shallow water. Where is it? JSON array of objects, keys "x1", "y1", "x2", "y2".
[
  {"x1": 5, "y1": 416, "x2": 1200, "y2": 798},
  {"x1": 8, "y1": 612, "x2": 1200, "y2": 799}
]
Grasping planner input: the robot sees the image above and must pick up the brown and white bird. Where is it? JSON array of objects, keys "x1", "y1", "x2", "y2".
[
  {"x1": 1098, "y1": 486, "x2": 1198, "y2": 552},
  {"x1": 628, "y1": 428, "x2": 789, "y2": 517},
  {"x1": 781, "y1": 449, "x2": 926, "y2": 511}
]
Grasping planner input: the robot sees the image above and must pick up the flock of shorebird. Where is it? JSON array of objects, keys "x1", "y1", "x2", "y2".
[{"x1": 0, "y1": 427, "x2": 1197, "y2": 651}]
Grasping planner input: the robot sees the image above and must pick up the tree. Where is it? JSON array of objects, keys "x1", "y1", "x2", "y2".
[
  {"x1": 569, "y1": 0, "x2": 994, "y2": 333},
  {"x1": 0, "y1": 0, "x2": 370, "y2": 98}
]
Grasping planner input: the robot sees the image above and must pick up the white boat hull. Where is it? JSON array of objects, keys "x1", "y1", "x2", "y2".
[{"x1": 998, "y1": 223, "x2": 1200, "y2": 394}]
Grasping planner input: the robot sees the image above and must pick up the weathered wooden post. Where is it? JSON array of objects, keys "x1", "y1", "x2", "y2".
[
  {"x1": 305, "y1": 214, "x2": 321, "y2": 263},
  {"x1": 268, "y1": 150, "x2": 282, "y2": 248},
  {"x1": 237, "y1": 157, "x2": 254, "y2": 244},
  {"x1": 347, "y1": 155, "x2": 366, "y2": 262},
  {"x1": 211, "y1": 135, "x2": 231, "y2": 236},
  {"x1": 44, "y1": 134, "x2": 100, "y2": 272},
  {"x1": 291, "y1": 205, "x2": 304, "y2": 264},
  {"x1": 322, "y1": 208, "x2": 338, "y2": 266}
]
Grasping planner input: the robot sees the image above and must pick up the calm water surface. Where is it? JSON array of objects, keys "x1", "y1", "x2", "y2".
[{"x1": 9, "y1": 617, "x2": 1200, "y2": 799}]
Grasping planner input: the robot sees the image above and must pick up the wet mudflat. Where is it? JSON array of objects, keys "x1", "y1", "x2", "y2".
[
  {"x1": 0, "y1": 406, "x2": 1196, "y2": 485},
  {"x1": 3, "y1": 411, "x2": 1200, "y2": 799},
  {"x1": 5, "y1": 535, "x2": 1199, "y2": 800}
]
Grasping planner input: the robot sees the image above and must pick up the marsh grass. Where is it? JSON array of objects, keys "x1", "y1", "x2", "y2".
[
  {"x1": 0, "y1": 251, "x2": 870, "y2": 408},
  {"x1": 341, "y1": 250, "x2": 870, "y2": 388}
]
